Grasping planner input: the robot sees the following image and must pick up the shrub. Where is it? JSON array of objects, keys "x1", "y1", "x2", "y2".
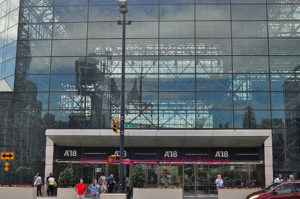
[
  {"x1": 58, "y1": 167, "x2": 75, "y2": 188},
  {"x1": 130, "y1": 164, "x2": 147, "y2": 188}
]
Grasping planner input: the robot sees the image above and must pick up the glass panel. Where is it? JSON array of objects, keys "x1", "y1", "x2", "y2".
[
  {"x1": 128, "y1": 5, "x2": 159, "y2": 21},
  {"x1": 54, "y1": 6, "x2": 88, "y2": 22},
  {"x1": 14, "y1": 74, "x2": 50, "y2": 92},
  {"x1": 184, "y1": 165, "x2": 195, "y2": 196},
  {"x1": 196, "y1": 92, "x2": 232, "y2": 109},
  {"x1": 16, "y1": 57, "x2": 50, "y2": 74},
  {"x1": 268, "y1": 5, "x2": 300, "y2": 20},
  {"x1": 234, "y1": 92, "x2": 270, "y2": 109},
  {"x1": 52, "y1": 40, "x2": 86, "y2": 56},
  {"x1": 127, "y1": 22, "x2": 158, "y2": 38},
  {"x1": 161, "y1": 0, "x2": 194, "y2": 3},
  {"x1": 127, "y1": 39, "x2": 158, "y2": 56},
  {"x1": 271, "y1": 74, "x2": 300, "y2": 91},
  {"x1": 54, "y1": 0, "x2": 88, "y2": 5},
  {"x1": 233, "y1": 56, "x2": 269, "y2": 73},
  {"x1": 17, "y1": 40, "x2": 52, "y2": 57},
  {"x1": 196, "y1": 5, "x2": 230, "y2": 20},
  {"x1": 271, "y1": 92, "x2": 285, "y2": 109},
  {"x1": 196, "y1": 39, "x2": 231, "y2": 55},
  {"x1": 197, "y1": 0, "x2": 230, "y2": 3},
  {"x1": 88, "y1": 22, "x2": 120, "y2": 39},
  {"x1": 270, "y1": 56, "x2": 300, "y2": 73},
  {"x1": 233, "y1": 74, "x2": 269, "y2": 91},
  {"x1": 160, "y1": 22, "x2": 194, "y2": 38},
  {"x1": 160, "y1": 74, "x2": 195, "y2": 91},
  {"x1": 279, "y1": 92, "x2": 300, "y2": 110},
  {"x1": 51, "y1": 57, "x2": 85, "y2": 74},
  {"x1": 160, "y1": 39, "x2": 194, "y2": 56},
  {"x1": 232, "y1": 0, "x2": 266, "y2": 2},
  {"x1": 269, "y1": 39, "x2": 300, "y2": 55},
  {"x1": 88, "y1": 39, "x2": 121, "y2": 56},
  {"x1": 269, "y1": 21, "x2": 300, "y2": 38},
  {"x1": 19, "y1": 23, "x2": 53, "y2": 40},
  {"x1": 196, "y1": 22, "x2": 231, "y2": 38},
  {"x1": 160, "y1": 5, "x2": 193, "y2": 21},
  {"x1": 160, "y1": 56, "x2": 195, "y2": 74},
  {"x1": 233, "y1": 39, "x2": 268, "y2": 55},
  {"x1": 21, "y1": 6, "x2": 53, "y2": 23},
  {"x1": 89, "y1": 6, "x2": 120, "y2": 21},
  {"x1": 232, "y1": 5, "x2": 266, "y2": 20},
  {"x1": 196, "y1": 74, "x2": 232, "y2": 91},
  {"x1": 234, "y1": 110, "x2": 271, "y2": 128},
  {"x1": 53, "y1": 23, "x2": 87, "y2": 39},
  {"x1": 232, "y1": 22, "x2": 267, "y2": 38},
  {"x1": 22, "y1": 0, "x2": 53, "y2": 6},
  {"x1": 196, "y1": 56, "x2": 232, "y2": 73}
]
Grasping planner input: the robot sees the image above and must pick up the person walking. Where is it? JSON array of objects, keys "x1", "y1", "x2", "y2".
[
  {"x1": 34, "y1": 173, "x2": 43, "y2": 197},
  {"x1": 48, "y1": 174, "x2": 56, "y2": 196},
  {"x1": 89, "y1": 179, "x2": 100, "y2": 199},
  {"x1": 74, "y1": 179, "x2": 87, "y2": 199},
  {"x1": 98, "y1": 173, "x2": 107, "y2": 194},
  {"x1": 274, "y1": 174, "x2": 283, "y2": 183},
  {"x1": 215, "y1": 175, "x2": 223, "y2": 188},
  {"x1": 106, "y1": 173, "x2": 116, "y2": 193},
  {"x1": 46, "y1": 173, "x2": 51, "y2": 196}
]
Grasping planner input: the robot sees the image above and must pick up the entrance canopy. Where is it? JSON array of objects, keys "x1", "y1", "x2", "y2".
[{"x1": 46, "y1": 129, "x2": 271, "y2": 147}]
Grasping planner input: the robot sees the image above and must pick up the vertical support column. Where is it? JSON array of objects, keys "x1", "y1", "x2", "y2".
[
  {"x1": 45, "y1": 136, "x2": 54, "y2": 183},
  {"x1": 264, "y1": 133, "x2": 273, "y2": 186}
]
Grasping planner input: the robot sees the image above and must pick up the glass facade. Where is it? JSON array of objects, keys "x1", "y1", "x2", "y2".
[{"x1": 0, "y1": 0, "x2": 299, "y2": 185}]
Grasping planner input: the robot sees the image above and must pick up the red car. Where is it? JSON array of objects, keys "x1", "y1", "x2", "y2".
[{"x1": 247, "y1": 181, "x2": 300, "y2": 199}]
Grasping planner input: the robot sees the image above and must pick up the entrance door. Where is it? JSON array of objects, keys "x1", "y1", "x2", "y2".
[{"x1": 108, "y1": 164, "x2": 130, "y2": 193}]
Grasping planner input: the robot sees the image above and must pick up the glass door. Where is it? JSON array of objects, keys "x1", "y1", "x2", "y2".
[{"x1": 184, "y1": 164, "x2": 195, "y2": 197}]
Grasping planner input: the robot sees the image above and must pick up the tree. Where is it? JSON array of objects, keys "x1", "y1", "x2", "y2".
[
  {"x1": 58, "y1": 167, "x2": 75, "y2": 188},
  {"x1": 130, "y1": 164, "x2": 147, "y2": 188}
]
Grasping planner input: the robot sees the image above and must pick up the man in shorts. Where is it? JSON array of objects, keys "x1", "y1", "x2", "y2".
[{"x1": 74, "y1": 179, "x2": 87, "y2": 199}]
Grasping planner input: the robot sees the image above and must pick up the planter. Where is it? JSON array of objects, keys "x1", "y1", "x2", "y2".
[
  {"x1": 57, "y1": 187, "x2": 76, "y2": 199},
  {"x1": 0, "y1": 187, "x2": 37, "y2": 199},
  {"x1": 100, "y1": 193, "x2": 126, "y2": 199},
  {"x1": 133, "y1": 188, "x2": 183, "y2": 199},
  {"x1": 218, "y1": 188, "x2": 262, "y2": 199}
]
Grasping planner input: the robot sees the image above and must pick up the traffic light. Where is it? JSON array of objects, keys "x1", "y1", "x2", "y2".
[{"x1": 113, "y1": 118, "x2": 119, "y2": 133}]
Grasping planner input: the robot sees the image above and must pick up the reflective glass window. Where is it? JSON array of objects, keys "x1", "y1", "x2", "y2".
[
  {"x1": 53, "y1": 23, "x2": 87, "y2": 39},
  {"x1": 196, "y1": 56, "x2": 232, "y2": 73},
  {"x1": 196, "y1": 22, "x2": 231, "y2": 38},
  {"x1": 233, "y1": 74, "x2": 269, "y2": 91},
  {"x1": 271, "y1": 74, "x2": 300, "y2": 91},
  {"x1": 270, "y1": 56, "x2": 300, "y2": 73},
  {"x1": 88, "y1": 22, "x2": 120, "y2": 39},
  {"x1": 54, "y1": 0, "x2": 88, "y2": 5},
  {"x1": 233, "y1": 92, "x2": 270, "y2": 109},
  {"x1": 127, "y1": 39, "x2": 158, "y2": 56},
  {"x1": 89, "y1": 6, "x2": 120, "y2": 21},
  {"x1": 233, "y1": 56, "x2": 269, "y2": 73},
  {"x1": 196, "y1": 5, "x2": 230, "y2": 20},
  {"x1": 269, "y1": 39, "x2": 300, "y2": 55},
  {"x1": 17, "y1": 40, "x2": 51, "y2": 57},
  {"x1": 232, "y1": 5, "x2": 266, "y2": 20},
  {"x1": 19, "y1": 23, "x2": 53, "y2": 40},
  {"x1": 273, "y1": 92, "x2": 300, "y2": 110},
  {"x1": 268, "y1": 5, "x2": 300, "y2": 20},
  {"x1": 232, "y1": 0, "x2": 266, "y2": 2},
  {"x1": 52, "y1": 40, "x2": 86, "y2": 56},
  {"x1": 271, "y1": 92, "x2": 285, "y2": 109},
  {"x1": 87, "y1": 39, "x2": 122, "y2": 56},
  {"x1": 160, "y1": 5, "x2": 193, "y2": 21},
  {"x1": 127, "y1": 5, "x2": 158, "y2": 21},
  {"x1": 15, "y1": 74, "x2": 50, "y2": 92},
  {"x1": 269, "y1": 21, "x2": 300, "y2": 38},
  {"x1": 51, "y1": 57, "x2": 85, "y2": 74},
  {"x1": 271, "y1": 112, "x2": 286, "y2": 129},
  {"x1": 127, "y1": 22, "x2": 158, "y2": 38},
  {"x1": 234, "y1": 110, "x2": 271, "y2": 128},
  {"x1": 21, "y1": 7, "x2": 53, "y2": 23},
  {"x1": 160, "y1": 56, "x2": 195, "y2": 74},
  {"x1": 160, "y1": 74, "x2": 195, "y2": 91},
  {"x1": 196, "y1": 74, "x2": 232, "y2": 91},
  {"x1": 54, "y1": 6, "x2": 88, "y2": 22},
  {"x1": 160, "y1": 22, "x2": 194, "y2": 38},
  {"x1": 196, "y1": 39, "x2": 231, "y2": 55},
  {"x1": 196, "y1": 92, "x2": 233, "y2": 109},
  {"x1": 233, "y1": 39, "x2": 268, "y2": 55},
  {"x1": 196, "y1": 110, "x2": 233, "y2": 128},
  {"x1": 16, "y1": 57, "x2": 50, "y2": 74},
  {"x1": 232, "y1": 22, "x2": 267, "y2": 38},
  {"x1": 160, "y1": 39, "x2": 194, "y2": 56}
]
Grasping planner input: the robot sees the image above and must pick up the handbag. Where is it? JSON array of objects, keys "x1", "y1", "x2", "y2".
[{"x1": 34, "y1": 179, "x2": 38, "y2": 186}]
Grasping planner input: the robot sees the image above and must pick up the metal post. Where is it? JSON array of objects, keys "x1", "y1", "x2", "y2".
[{"x1": 119, "y1": 12, "x2": 126, "y2": 194}]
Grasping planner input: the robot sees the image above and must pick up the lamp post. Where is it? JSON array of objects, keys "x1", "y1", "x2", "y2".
[{"x1": 118, "y1": 0, "x2": 131, "y2": 193}]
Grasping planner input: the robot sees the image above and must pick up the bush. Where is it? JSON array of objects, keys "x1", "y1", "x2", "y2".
[
  {"x1": 130, "y1": 164, "x2": 146, "y2": 188},
  {"x1": 58, "y1": 167, "x2": 75, "y2": 188}
]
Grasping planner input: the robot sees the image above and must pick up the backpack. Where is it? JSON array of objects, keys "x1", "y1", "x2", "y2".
[{"x1": 98, "y1": 176, "x2": 104, "y2": 185}]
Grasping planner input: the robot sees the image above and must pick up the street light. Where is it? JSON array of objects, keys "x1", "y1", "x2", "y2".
[{"x1": 117, "y1": 0, "x2": 131, "y2": 193}]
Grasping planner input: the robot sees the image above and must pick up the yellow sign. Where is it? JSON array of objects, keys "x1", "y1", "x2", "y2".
[
  {"x1": 4, "y1": 162, "x2": 9, "y2": 167},
  {"x1": 1, "y1": 152, "x2": 14, "y2": 160},
  {"x1": 4, "y1": 167, "x2": 9, "y2": 172}
]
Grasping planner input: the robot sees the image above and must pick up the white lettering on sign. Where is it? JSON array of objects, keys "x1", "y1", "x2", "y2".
[
  {"x1": 215, "y1": 151, "x2": 228, "y2": 158},
  {"x1": 114, "y1": 150, "x2": 127, "y2": 158},
  {"x1": 64, "y1": 150, "x2": 77, "y2": 157},
  {"x1": 164, "y1": 151, "x2": 178, "y2": 158}
]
